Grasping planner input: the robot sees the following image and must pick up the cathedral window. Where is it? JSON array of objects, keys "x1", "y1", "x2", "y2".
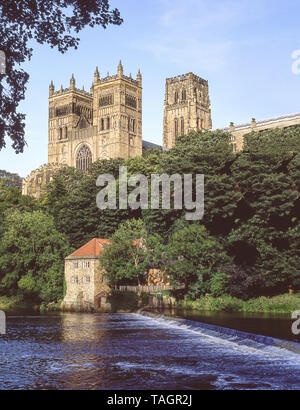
[
  {"x1": 107, "y1": 117, "x2": 110, "y2": 130},
  {"x1": 101, "y1": 118, "x2": 105, "y2": 131},
  {"x1": 76, "y1": 144, "x2": 92, "y2": 171},
  {"x1": 194, "y1": 88, "x2": 197, "y2": 101},
  {"x1": 181, "y1": 118, "x2": 184, "y2": 135},
  {"x1": 182, "y1": 89, "x2": 186, "y2": 101},
  {"x1": 59, "y1": 128, "x2": 63, "y2": 140},
  {"x1": 174, "y1": 91, "x2": 178, "y2": 104},
  {"x1": 99, "y1": 94, "x2": 113, "y2": 107},
  {"x1": 196, "y1": 118, "x2": 200, "y2": 129},
  {"x1": 132, "y1": 119, "x2": 135, "y2": 133},
  {"x1": 174, "y1": 118, "x2": 179, "y2": 137},
  {"x1": 125, "y1": 94, "x2": 137, "y2": 109}
]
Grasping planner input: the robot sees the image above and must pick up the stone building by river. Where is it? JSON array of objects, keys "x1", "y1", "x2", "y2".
[{"x1": 62, "y1": 238, "x2": 111, "y2": 311}]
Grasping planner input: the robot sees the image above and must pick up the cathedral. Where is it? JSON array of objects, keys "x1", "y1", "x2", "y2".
[
  {"x1": 48, "y1": 61, "x2": 142, "y2": 168},
  {"x1": 22, "y1": 64, "x2": 300, "y2": 198}
]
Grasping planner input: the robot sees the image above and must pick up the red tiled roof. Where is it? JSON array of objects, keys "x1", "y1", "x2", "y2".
[{"x1": 67, "y1": 238, "x2": 111, "y2": 258}]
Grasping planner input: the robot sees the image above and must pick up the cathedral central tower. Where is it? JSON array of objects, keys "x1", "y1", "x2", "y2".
[{"x1": 163, "y1": 73, "x2": 212, "y2": 149}]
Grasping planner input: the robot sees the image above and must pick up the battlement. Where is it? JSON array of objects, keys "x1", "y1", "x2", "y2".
[
  {"x1": 167, "y1": 72, "x2": 208, "y2": 86},
  {"x1": 50, "y1": 87, "x2": 92, "y2": 98}
]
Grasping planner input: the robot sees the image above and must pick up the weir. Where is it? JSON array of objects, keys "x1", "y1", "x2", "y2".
[{"x1": 139, "y1": 310, "x2": 300, "y2": 355}]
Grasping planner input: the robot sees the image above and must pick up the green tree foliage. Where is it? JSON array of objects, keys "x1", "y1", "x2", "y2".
[
  {"x1": 0, "y1": 169, "x2": 22, "y2": 187},
  {"x1": 44, "y1": 160, "x2": 139, "y2": 249},
  {"x1": 100, "y1": 219, "x2": 165, "y2": 286},
  {"x1": 0, "y1": 181, "x2": 38, "y2": 238},
  {"x1": 166, "y1": 224, "x2": 230, "y2": 299},
  {"x1": 0, "y1": 210, "x2": 71, "y2": 303},
  {"x1": 227, "y1": 125, "x2": 300, "y2": 297},
  {"x1": 0, "y1": 0, "x2": 122, "y2": 152},
  {"x1": 4, "y1": 126, "x2": 297, "y2": 304}
]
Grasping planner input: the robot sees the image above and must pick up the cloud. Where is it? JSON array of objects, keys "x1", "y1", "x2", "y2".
[{"x1": 136, "y1": 0, "x2": 275, "y2": 71}]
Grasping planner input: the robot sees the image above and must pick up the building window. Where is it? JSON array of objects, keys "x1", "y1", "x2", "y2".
[
  {"x1": 196, "y1": 118, "x2": 200, "y2": 129},
  {"x1": 174, "y1": 91, "x2": 178, "y2": 104},
  {"x1": 232, "y1": 143, "x2": 237, "y2": 153},
  {"x1": 182, "y1": 89, "x2": 186, "y2": 101},
  {"x1": 174, "y1": 118, "x2": 179, "y2": 137},
  {"x1": 83, "y1": 276, "x2": 90, "y2": 284},
  {"x1": 83, "y1": 261, "x2": 90, "y2": 269},
  {"x1": 72, "y1": 262, "x2": 78, "y2": 269},
  {"x1": 59, "y1": 128, "x2": 63, "y2": 140},
  {"x1": 125, "y1": 94, "x2": 137, "y2": 109},
  {"x1": 180, "y1": 118, "x2": 184, "y2": 135},
  {"x1": 132, "y1": 119, "x2": 135, "y2": 133},
  {"x1": 76, "y1": 144, "x2": 92, "y2": 171},
  {"x1": 107, "y1": 117, "x2": 110, "y2": 130},
  {"x1": 99, "y1": 94, "x2": 113, "y2": 107},
  {"x1": 71, "y1": 276, "x2": 78, "y2": 284},
  {"x1": 100, "y1": 118, "x2": 105, "y2": 131}
]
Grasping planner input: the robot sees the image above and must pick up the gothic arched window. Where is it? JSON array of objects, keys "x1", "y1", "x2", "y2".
[
  {"x1": 181, "y1": 118, "x2": 184, "y2": 135},
  {"x1": 182, "y1": 89, "x2": 186, "y2": 101},
  {"x1": 76, "y1": 144, "x2": 92, "y2": 171},
  {"x1": 174, "y1": 118, "x2": 179, "y2": 137},
  {"x1": 174, "y1": 91, "x2": 178, "y2": 104}
]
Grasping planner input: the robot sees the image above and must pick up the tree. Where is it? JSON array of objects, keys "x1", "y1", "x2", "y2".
[
  {"x1": 100, "y1": 219, "x2": 165, "y2": 286},
  {"x1": 0, "y1": 169, "x2": 22, "y2": 187},
  {"x1": 0, "y1": 181, "x2": 38, "y2": 238},
  {"x1": 166, "y1": 224, "x2": 230, "y2": 299},
  {"x1": 43, "y1": 160, "x2": 139, "y2": 249},
  {"x1": 0, "y1": 0, "x2": 122, "y2": 152},
  {"x1": 0, "y1": 210, "x2": 72, "y2": 303}
]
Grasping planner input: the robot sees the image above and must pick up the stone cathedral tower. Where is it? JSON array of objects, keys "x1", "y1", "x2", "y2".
[
  {"x1": 163, "y1": 73, "x2": 212, "y2": 149},
  {"x1": 48, "y1": 61, "x2": 142, "y2": 169}
]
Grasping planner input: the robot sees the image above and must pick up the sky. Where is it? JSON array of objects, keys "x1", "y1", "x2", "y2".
[{"x1": 1, "y1": 0, "x2": 300, "y2": 177}]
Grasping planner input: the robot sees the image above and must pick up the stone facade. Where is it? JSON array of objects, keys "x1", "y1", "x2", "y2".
[
  {"x1": 48, "y1": 61, "x2": 142, "y2": 167},
  {"x1": 163, "y1": 73, "x2": 212, "y2": 149},
  {"x1": 222, "y1": 112, "x2": 300, "y2": 153},
  {"x1": 62, "y1": 238, "x2": 111, "y2": 312},
  {"x1": 21, "y1": 163, "x2": 65, "y2": 198},
  {"x1": 22, "y1": 61, "x2": 145, "y2": 198}
]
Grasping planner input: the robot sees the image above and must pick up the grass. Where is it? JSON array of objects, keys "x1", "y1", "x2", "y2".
[{"x1": 178, "y1": 294, "x2": 300, "y2": 314}]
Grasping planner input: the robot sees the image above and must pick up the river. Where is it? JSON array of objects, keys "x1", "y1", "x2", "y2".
[{"x1": 1, "y1": 313, "x2": 300, "y2": 390}]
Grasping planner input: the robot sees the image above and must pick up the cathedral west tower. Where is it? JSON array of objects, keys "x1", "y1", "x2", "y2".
[{"x1": 48, "y1": 61, "x2": 142, "y2": 170}]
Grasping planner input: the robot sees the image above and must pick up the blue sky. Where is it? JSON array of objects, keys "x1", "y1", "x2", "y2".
[{"x1": 1, "y1": 0, "x2": 300, "y2": 177}]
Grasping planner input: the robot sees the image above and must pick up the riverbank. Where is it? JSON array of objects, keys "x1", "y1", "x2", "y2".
[
  {"x1": 0, "y1": 296, "x2": 40, "y2": 313},
  {"x1": 178, "y1": 294, "x2": 300, "y2": 314},
  {"x1": 1, "y1": 293, "x2": 300, "y2": 315}
]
